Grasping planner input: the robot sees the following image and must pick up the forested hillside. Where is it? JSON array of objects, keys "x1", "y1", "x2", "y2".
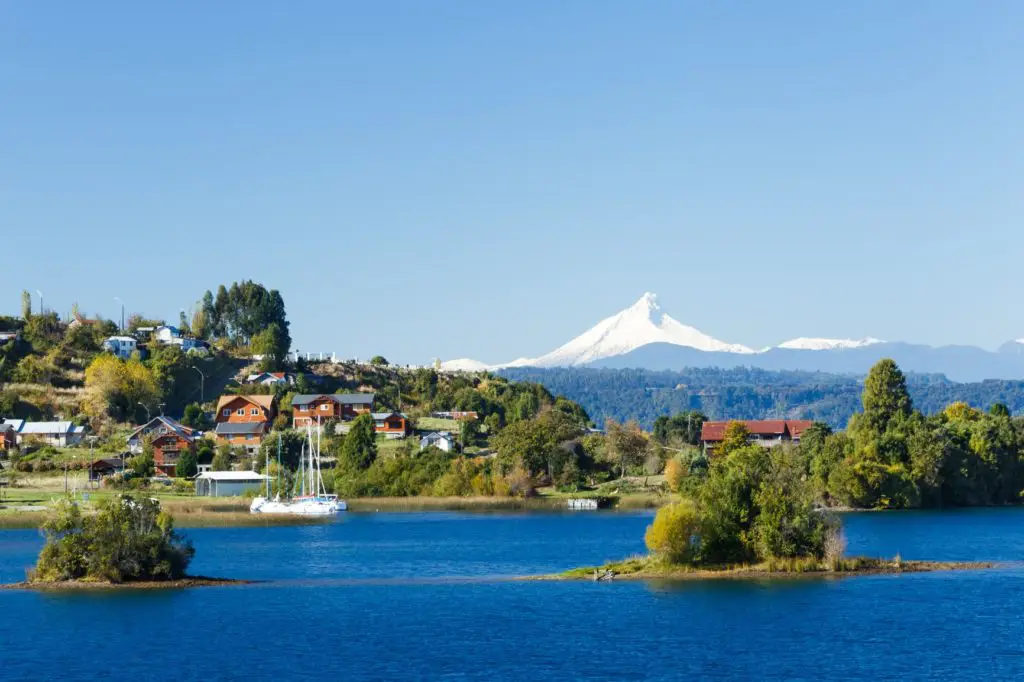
[{"x1": 501, "y1": 367, "x2": 1024, "y2": 429}]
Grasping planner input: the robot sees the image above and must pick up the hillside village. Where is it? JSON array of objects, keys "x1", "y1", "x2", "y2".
[{"x1": 5, "y1": 283, "x2": 1024, "y2": 512}]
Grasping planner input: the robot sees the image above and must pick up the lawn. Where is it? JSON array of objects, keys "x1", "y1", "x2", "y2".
[{"x1": 414, "y1": 417, "x2": 460, "y2": 432}]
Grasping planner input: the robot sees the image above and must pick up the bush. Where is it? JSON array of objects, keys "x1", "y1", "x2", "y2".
[
  {"x1": 644, "y1": 499, "x2": 701, "y2": 564},
  {"x1": 32, "y1": 494, "x2": 194, "y2": 583}
]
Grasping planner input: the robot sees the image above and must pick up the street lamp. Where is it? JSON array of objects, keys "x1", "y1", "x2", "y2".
[
  {"x1": 36, "y1": 290, "x2": 43, "y2": 315},
  {"x1": 191, "y1": 366, "x2": 205, "y2": 403},
  {"x1": 114, "y1": 297, "x2": 125, "y2": 331}
]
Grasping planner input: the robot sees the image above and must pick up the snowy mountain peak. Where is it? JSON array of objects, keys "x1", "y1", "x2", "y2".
[
  {"x1": 776, "y1": 337, "x2": 885, "y2": 351},
  {"x1": 516, "y1": 293, "x2": 754, "y2": 367}
]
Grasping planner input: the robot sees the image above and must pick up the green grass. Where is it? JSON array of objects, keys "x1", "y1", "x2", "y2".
[{"x1": 414, "y1": 417, "x2": 459, "y2": 432}]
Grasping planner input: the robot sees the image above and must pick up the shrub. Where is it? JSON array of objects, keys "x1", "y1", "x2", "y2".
[
  {"x1": 664, "y1": 457, "x2": 687, "y2": 493},
  {"x1": 644, "y1": 499, "x2": 701, "y2": 564},
  {"x1": 32, "y1": 494, "x2": 194, "y2": 583}
]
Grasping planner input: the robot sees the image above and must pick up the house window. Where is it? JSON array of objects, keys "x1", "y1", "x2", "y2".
[
  {"x1": 320, "y1": 404, "x2": 330, "y2": 411},
  {"x1": 236, "y1": 408, "x2": 245, "y2": 416},
  {"x1": 222, "y1": 409, "x2": 230, "y2": 417},
  {"x1": 251, "y1": 408, "x2": 259, "y2": 416}
]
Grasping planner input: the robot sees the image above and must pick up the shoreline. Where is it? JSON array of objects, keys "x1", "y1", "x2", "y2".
[
  {"x1": 528, "y1": 558, "x2": 995, "y2": 582},
  {"x1": 0, "y1": 576, "x2": 252, "y2": 591}
]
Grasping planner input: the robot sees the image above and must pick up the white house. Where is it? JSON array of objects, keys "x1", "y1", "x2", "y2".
[
  {"x1": 103, "y1": 336, "x2": 138, "y2": 359},
  {"x1": 420, "y1": 431, "x2": 456, "y2": 453},
  {"x1": 11, "y1": 420, "x2": 87, "y2": 447}
]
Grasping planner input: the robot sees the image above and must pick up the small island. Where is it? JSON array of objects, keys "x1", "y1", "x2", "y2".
[
  {"x1": 544, "y1": 443, "x2": 994, "y2": 582},
  {"x1": 3, "y1": 493, "x2": 242, "y2": 590}
]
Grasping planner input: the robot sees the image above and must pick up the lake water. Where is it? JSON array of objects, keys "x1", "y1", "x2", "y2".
[{"x1": 3, "y1": 509, "x2": 1024, "y2": 680}]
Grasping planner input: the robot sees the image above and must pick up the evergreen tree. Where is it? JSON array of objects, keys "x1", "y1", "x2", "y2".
[
  {"x1": 176, "y1": 449, "x2": 198, "y2": 478},
  {"x1": 861, "y1": 359, "x2": 912, "y2": 435},
  {"x1": 340, "y1": 414, "x2": 378, "y2": 470}
]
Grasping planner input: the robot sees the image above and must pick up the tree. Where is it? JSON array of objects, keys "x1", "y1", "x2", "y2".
[
  {"x1": 604, "y1": 419, "x2": 648, "y2": 479},
  {"x1": 84, "y1": 355, "x2": 161, "y2": 424},
  {"x1": 369, "y1": 355, "x2": 389, "y2": 366},
  {"x1": 176, "y1": 449, "x2": 198, "y2": 478},
  {"x1": 861, "y1": 359, "x2": 912, "y2": 435},
  {"x1": 989, "y1": 403, "x2": 1011, "y2": 418},
  {"x1": 251, "y1": 323, "x2": 287, "y2": 371},
  {"x1": 492, "y1": 418, "x2": 556, "y2": 475},
  {"x1": 717, "y1": 422, "x2": 751, "y2": 457},
  {"x1": 33, "y1": 494, "x2": 193, "y2": 583},
  {"x1": 181, "y1": 403, "x2": 208, "y2": 430},
  {"x1": 20, "y1": 290, "x2": 31, "y2": 319},
  {"x1": 129, "y1": 451, "x2": 155, "y2": 479},
  {"x1": 211, "y1": 444, "x2": 233, "y2": 472},
  {"x1": 644, "y1": 499, "x2": 701, "y2": 564},
  {"x1": 340, "y1": 414, "x2": 377, "y2": 471}
]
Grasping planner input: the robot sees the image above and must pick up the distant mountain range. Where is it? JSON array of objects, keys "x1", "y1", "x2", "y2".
[{"x1": 443, "y1": 293, "x2": 1024, "y2": 383}]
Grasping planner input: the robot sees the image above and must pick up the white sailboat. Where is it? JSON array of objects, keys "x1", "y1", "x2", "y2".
[{"x1": 250, "y1": 423, "x2": 346, "y2": 515}]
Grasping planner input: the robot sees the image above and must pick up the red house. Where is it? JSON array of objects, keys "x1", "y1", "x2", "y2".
[
  {"x1": 214, "y1": 394, "x2": 277, "y2": 453},
  {"x1": 372, "y1": 411, "x2": 410, "y2": 439},
  {"x1": 291, "y1": 393, "x2": 375, "y2": 428},
  {"x1": 126, "y1": 416, "x2": 197, "y2": 477},
  {"x1": 699, "y1": 420, "x2": 815, "y2": 452}
]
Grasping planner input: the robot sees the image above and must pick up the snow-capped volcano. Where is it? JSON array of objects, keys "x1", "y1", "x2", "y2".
[
  {"x1": 776, "y1": 337, "x2": 885, "y2": 351},
  {"x1": 526, "y1": 293, "x2": 753, "y2": 367},
  {"x1": 437, "y1": 293, "x2": 1024, "y2": 381}
]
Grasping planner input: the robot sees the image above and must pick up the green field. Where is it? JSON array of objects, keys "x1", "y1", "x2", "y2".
[{"x1": 414, "y1": 417, "x2": 460, "y2": 432}]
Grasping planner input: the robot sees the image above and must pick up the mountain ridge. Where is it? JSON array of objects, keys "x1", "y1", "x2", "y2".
[{"x1": 441, "y1": 293, "x2": 1024, "y2": 382}]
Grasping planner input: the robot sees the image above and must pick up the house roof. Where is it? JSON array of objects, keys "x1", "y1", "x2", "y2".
[
  {"x1": 126, "y1": 416, "x2": 195, "y2": 444},
  {"x1": 371, "y1": 411, "x2": 406, "y2": 420},
  {"x1": 700, "y1": 420, "x2": 814, "y2": 442},
  {"x1": 20, "y1": 421, "x2": 73, "y2": 435},
  {"x1": 90, "y1": 458, "x2": 126, "y2": 469},
  {"x1": 0, "y1": 423, "x2": 14, "y2": 433},
  {"x1": 196, "y1": 471, "x2": 271, "y2": 481},
  {"x1": 2, "y1": 419, "x2": 24, "y2": 432},
  {"x1": 216, "y1": 394, "x2": 276, "y2": 413},
  {"x1": 215, "y1": 422, "x2": 267, "y2": 435},
  {"x1": 291, "y1": 393, "x2": 375, "y2": 407},
  {"x1": 421, "y1": 431, "x2": 454, "y2": 442}
]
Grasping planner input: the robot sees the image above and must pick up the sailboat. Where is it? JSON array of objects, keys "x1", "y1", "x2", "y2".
[{"x1": 250, "y1": 423, "x2": 346, "y2": 515}]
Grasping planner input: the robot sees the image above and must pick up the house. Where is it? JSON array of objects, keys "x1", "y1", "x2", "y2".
[
  {"x1": 372, "y1": 412, "x2": 410, "y2": 439},
  {"x1": 420, "y1": 431, "x2": 456, "y2": 453},
  {"x1": 431, "y1": 411, "x2": 479, "y2": 421},
  {"x1": 0, "y1": 331, "x2": 19, "y2": 344},
  {"x1": 291, "y1": 393, "x2": 375, "y2": 427},
  {"x1": 12, "y1": 421, "x2": 87, "y2": 447},
  {"x1": 195, "y1": 471, "x2": 271, "y2": 497},
  {"x1": 126, "y1": 416, "x2": 197, "y2": 476},
  {"x1": 245, "y1": 371, "x2": 295, "y2": 386},
  {"x1": 699, "y1": 420, "x2": 816, "y2": 452},
  {"x1": 103, "y1": 336, "x2": 138, "y2": 359},
  {"x1": 0, "y1": 423, "x2": 16, "y2": 451},
  {"x1": 146, "y1": 325, "x2": 209, "y2": 353},
  {"x1": 88, "y1": 457, "x2": 126, "y2": 482},
  {"x1": 214, "y1": 395, "x2": 276, "y2": 453}
]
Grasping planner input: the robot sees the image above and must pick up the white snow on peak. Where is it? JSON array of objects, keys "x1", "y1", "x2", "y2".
[
  {"x1": 524, "y1": 292, "x2": 754, "y2": 367},
  {"x1": 439, "y1": 358, "x2": 490, "y2": 372},
  {"x1": 775, "y1": 337, "x2": 884, "y2": 351}
]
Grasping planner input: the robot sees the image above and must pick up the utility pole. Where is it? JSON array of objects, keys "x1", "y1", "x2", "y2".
[
  {"x1": 192, "y1": 366, "x2": 205, "y2": 403},
  {"x1": 114, "y1": 297, "x2": 125, "y2": 331}
]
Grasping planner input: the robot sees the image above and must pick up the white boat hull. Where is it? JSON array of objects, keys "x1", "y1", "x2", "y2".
[{"x1": 250, "y1": 496, "x2": 347, "y2": 515}]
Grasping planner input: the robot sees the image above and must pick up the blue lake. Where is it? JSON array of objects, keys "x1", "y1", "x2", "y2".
[{"x1": 3, "y1": 508, "x2": 1024, "y2": 681}]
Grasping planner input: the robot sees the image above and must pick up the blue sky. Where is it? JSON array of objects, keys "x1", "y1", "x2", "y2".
[{"x1": 2, "y1": 1, "x2": 1022, "y2": 363}]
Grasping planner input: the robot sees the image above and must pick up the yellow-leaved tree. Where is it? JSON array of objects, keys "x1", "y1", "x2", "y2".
[
  {"x1": 644, "y1": 498, "x2": 701, "y2": 564},
  {"x1": 84, "y1": 355, "x2": 161, "y2": 426}
]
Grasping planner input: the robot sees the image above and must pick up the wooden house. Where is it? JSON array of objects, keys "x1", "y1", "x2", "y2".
[
  {"x1": 126, "y1": 416, "x2": 197, "y2": 476},
  {"x1": 291, "y1": 393, "x2": 374, "y2": 428},
  {"x1": 214, "y1": 394, "x2": 277, "y2": 453}
]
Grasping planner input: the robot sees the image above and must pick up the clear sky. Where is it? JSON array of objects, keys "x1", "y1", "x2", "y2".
[{"x1": 2, "y1": 1, "x2": 1022, "y2": 364}]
